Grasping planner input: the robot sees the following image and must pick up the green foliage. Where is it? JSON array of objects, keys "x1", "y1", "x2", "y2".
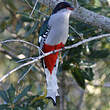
[
  {"x1": 83, "y1": 68, "x2": 94, "y2": 81},
  {"x1": 88, "y1": 49, "x2": 110, "y2": 59},
  {"x1": 14, "y1": 85, "x2": 31, "y2": 103},
  {"x1": 24, "y1": 21, "x2": 39, "y2": 37},
  {"x1": 72, "y1": 67, "x2": 86, "y2": 89},
  {"x1": 0, "y1": 0, "x2": 110, "y2": 109},
  {"x1": 71, "y1": 67, "x2": 94, "y2": 89},
  {"x1": 0, "y1": 84, "x2": 47, "y2": 110}
]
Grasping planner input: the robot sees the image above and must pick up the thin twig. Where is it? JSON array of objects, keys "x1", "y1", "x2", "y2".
[
  {"x1": 24, "y1": 0, "x2": 33, "y2": 8},
  {"x1": 24, "y1": 0, "x2": 49, "y2": 17},
  {"x1": 0, "y1": 39, "x2": 44, "y2": 54},
  {"x1": 0, "y1": 47, "x2": 18, "y2": 59},
  {"x1": 17, "y1": 64, "x2": 35, "y2": 83},
  {"x1": 65, "y1": 33, "x2": 110, "y2": 50},
  {"x1": 69, "y1": 25, "x2": 83, "y2": 38},
  {"x1": 0, "y1": 34, "x2": 110, "y2": 82},
  {"x1": 30, "y1": 0, "x2": 38, "y2": 17},
  {"x1": 16, "y1": 57, "x2": 36, "y2": 63}
]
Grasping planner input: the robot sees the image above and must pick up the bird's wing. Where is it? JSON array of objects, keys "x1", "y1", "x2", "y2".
[
  {"x1": 38, "y1": 18, "x2": 50, "y2": 51},
  {"x1": 38, "y1": 18, "x2": 50, "y2": 68}
]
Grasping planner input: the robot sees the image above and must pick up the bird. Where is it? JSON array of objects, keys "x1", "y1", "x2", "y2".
[{"x1": 38, "y1": 2, "x2": 74, "y2": 105}]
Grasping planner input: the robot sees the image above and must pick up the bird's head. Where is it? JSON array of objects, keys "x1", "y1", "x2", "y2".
[{"x1": 52, "y1": 2, "x2": 74, "y2": 15}]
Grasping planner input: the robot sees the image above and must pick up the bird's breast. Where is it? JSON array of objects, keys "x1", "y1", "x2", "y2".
[
  {"x1": 45, "y1": 18, "x2": 69, "y2": 45},
  {"x1": 45, "y1": 25, "x2": 69, "y2": 45},
  {"x1": 45, "y1": 12, "x2": 70, "y2": 45}
]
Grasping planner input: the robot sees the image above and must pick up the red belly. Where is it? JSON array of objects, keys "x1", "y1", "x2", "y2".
[{"x1": 43, "y1": 42, "x2": 64, "y2": 74}]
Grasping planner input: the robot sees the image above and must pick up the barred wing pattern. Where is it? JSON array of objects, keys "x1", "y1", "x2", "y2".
[{"x1": 38, "y1": 18, "x2": 50, "y2": 50}]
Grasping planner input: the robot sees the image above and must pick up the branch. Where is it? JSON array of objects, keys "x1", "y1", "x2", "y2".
[
  {"x1": 71, "y1": 7, "x2": 110, "y2": 32},
  {"x1": 24, "y1": 0, "x2": 49, "y2": 17},
  {"x1": 69, "y1": 25, "x2": 83, "y2": 38},
  {"x1": 0, "y1": 33, "x2": 110, "y2": 82},
  {"x1": 0, "y1": 39, "x2": 44, "y2": 54},
  {"x1": 29, "y1": 0, "x2": 38, "y2": 17},
  {"x1": 17, "y1": 64, "x2": 35, "y2": 83},
  {"x1": 39, "y1": 0, "x2": 110, "y2": 32},
  {"x1": 87, "y1": 82, "x2": 110, "y2": 88},
  {"x1": 0, "y1": 47, "x2": 18, "y2": 59},
  {"x1": 24, "y1": 0, "x2": 33, "y2": 9}
]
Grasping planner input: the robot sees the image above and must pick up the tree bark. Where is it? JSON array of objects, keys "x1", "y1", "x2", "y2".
[
  {"x1": 39, "y1": 0, "x2": 110, "y2": 32},
  {"x1": 71, "y1": 6, "x2": 110, "y2": 32}
]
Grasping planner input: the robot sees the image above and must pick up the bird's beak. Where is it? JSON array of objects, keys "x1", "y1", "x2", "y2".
[{"x1": 67, "y1": 6, "x2": 74, "y2": 11}]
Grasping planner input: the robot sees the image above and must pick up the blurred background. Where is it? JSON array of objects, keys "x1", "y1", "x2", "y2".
[{"x1": 0, "y1": 0, "x2": 110, "y2": 110}]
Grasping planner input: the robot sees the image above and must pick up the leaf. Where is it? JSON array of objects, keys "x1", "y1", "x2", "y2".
[
  {"x1": 88, "y1": 50, "x2": 109, "y2": 59},
  {"x1": 16, "y1": 21, "x2": 23, "y2": 33},
  {"x1": 0, "y1": 104, "x2": 10, "y2": 110},
  {"x1": 13, "y1": 85, "x2": 32, "y2": 103},
  {"x1": 0, "y1": 90, "x2": 9, "y2": 103},
  {"x1": 21, "y1": 15, "x2": 34, "y2": 22},
  {"x1": 16, "y1": 12, "x2": 34, "y2": 22},
  {"x1": 4, "y1": 0, "x2": 17, "y2": 10},
  {"x1": 83, "y1": 68, "x2": 94, "y2": 81},
  {"x1": 72, "y1": 68, "x2": 85, "y2": 89},
  {"x1": 39, "y1": 18, "x2": 49, "y2": 36},
  {"x1": 0, "y1": 16, "x2": 10, "y2": 32},
  {"x1": 14, "y1": 106, "x2": 28, "y2": 110},
  {"x1": 30, "y1": 97, "x2": 47, "y2": 109},
  {"x1": 7, "y1": 84, "x2": 15, "y2": 103},
  {"x1": 24, "y1": 21, "x2": 38, "y2": 37}
]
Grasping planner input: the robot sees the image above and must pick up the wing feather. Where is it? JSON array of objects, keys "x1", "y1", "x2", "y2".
[{"x1": 38, "y1": 18, "x2": 50, "y2": 67}]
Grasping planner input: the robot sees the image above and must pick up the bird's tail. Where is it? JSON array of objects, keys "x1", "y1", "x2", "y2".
[
  {"x1": 42, "y1": 43, "x2": 64, "y2": 105},
  {"x1": 44, "y1": 58, "x2": 59, "y2": 105}
]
